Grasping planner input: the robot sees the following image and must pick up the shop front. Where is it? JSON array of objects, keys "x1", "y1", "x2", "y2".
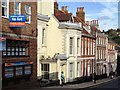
[{"x1": 2, "y1": 61, "x2": 33, "y2": 86}]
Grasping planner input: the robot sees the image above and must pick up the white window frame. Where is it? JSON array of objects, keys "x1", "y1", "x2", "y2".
[
  {"x1": 1, "y1": 0, "x2": 9, "y2": 18},
  {"x1": 69, "y1": 63, "x2": 73, "y2": 78},
  {"x1": 42, "y1": 28, "x2": 46, "y2": 45},
  {"x1": 14, "y1": 0, "x2": 21, "y2": 15},
  {"x1": 77, "y1": 62, "x2": 80, "y2": 77},
  {"x1": 25, "y1": 4, "x2": 31, "y2": 24},
  {"x1": 41, "y1": 63, "x2": 49, "y2": 79},
  {"x1": 84, "y1": 38, "x2": 86, "y2": 55},
  {"x1": 88, "y1": 39, "x2": 90, "y2": 55},
  {"x1": 81, "y1": 38, "x2": 83, "y2": 55},
  {"x1": 91, "y1": 39, "x2": 92, "y2": 55},
  {"x1": 69, "y1": 37, "x2": 74, "y2": 55},
  {"x1": 77, "y1": 37, "x2": 80, "y2": 55}
]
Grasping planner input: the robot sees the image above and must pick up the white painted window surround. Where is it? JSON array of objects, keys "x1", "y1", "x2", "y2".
[
  {"x1": 2, "y1": 0, "x2": 9, "y2": 18},
  {"x1": 25, "y1": 4, "x2": 31, "y2": 23},
  {"x1": 14, "y1": 0, "x2": 21, "y2": 15}
]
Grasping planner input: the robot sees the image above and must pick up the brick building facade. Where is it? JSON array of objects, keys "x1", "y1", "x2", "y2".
[{"x1": 1, "y1": 1, "x2": 37, "y2": 88}]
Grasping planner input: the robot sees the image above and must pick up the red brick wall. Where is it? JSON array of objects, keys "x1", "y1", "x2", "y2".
[
  {"x1": 2, "y1": 2, "x2": 37, "y2": 37},
  {"x1": 1, "y1": 1, "x2": 37, "y2": 85}
]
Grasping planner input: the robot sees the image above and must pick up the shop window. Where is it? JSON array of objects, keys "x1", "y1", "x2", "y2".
[
  {"x1": 5, "y1": 67, "x2": 14, "y2": 78},
  {"x1": 24, "y1": 65, "x2": 32, "y2": 75},
  {"x1": 2, "y1": 40, "x2": 29, "y2": 57},
  {"x1": 15, "y1": 66, "x2": 23, "y2": 76}
]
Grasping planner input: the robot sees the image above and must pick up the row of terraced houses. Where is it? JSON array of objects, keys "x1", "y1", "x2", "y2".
[{"x1": 1, "y1": 0, "x2": 117, "y2": 88}]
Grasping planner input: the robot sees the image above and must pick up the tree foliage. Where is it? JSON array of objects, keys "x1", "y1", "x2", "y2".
[{"x1": 104, "y1": 29, "x2": 120, "y2": 45}]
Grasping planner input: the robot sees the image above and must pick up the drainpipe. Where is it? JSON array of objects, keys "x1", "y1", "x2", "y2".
[{"x1": 93, "y1": 30, "x2": 97, "y2": 83}]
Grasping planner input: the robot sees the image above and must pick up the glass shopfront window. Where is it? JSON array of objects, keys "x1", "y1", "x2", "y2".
[
  {"x1": 4, "y1": 62, "x2": 33, "y2": 79},
  {"x1": 15, "y1": 67, "x2": 23, "y2": 76},
  {"x1": 5, "y1": 67, "x2": 14, "y2": 78},
  {"x1": 24, "y1": 65, "x2": 32, "y2": 75}
]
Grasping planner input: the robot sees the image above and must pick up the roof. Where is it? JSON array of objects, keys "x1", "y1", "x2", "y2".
[
  {"x1": 54, "y1": 8, "x2": 95, "y2": 39},
  {"x1": 82, "y1": 29, "x2": 89, "y2": 34},
  {"x1": 54, "y1": 9, "x2": 72, "y2": 22}
]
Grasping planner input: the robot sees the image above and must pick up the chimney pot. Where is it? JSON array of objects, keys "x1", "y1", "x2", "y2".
[
  {"x1": 97, "y1": 20, "x2": 98, "y2": 25},
  {"x1": 91, "y1": 21, "x2": 93, "y2": 25},
  {"x1": 62, "y1": 6, "x2": 68, "y2": 13}
]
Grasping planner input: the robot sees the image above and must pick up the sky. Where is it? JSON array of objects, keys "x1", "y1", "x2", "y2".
[{"x1": 57, "y1": 0, "x2": 119, "y2": 31}]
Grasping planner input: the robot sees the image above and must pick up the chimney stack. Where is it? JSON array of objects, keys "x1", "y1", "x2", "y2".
[
  {"x1": 54, "y1": 1, "x2": 58, "y2": 10},
  {"x1": 76, "y1": 7, "x2": 85, "y2": 23}
]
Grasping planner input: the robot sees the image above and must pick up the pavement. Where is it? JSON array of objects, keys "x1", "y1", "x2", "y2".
[
  {"x1": 2, "y1": 76, "x2": 119, "y2": 90},
  {"x1": 43, "y1": 76, "x2": 119, "y2": 89}
]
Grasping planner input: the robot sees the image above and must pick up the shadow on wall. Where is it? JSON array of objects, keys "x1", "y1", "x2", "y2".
[{"x1": 117, "y1": 55, "x2": 120, "y2": 76}]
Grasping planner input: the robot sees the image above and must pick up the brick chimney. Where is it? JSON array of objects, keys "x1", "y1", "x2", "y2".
[
  {"x1": 61, "y1": 6, "x2": 68, "y2": 13},
  {"x1": 54, "y1": 1, "x2": 58, "y2": 10},
  {"x1": 76, "y1": 7, "x2": 85, "y2": 23},
  {"x1": 89, "y1": 20, "x2": 99, "y2": 29}
]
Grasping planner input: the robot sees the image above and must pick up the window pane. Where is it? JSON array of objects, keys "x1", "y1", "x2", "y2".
[
  {"x1": 2, "y1": 0, "x2": 7, "y2": 17},
  {"x1": 23, "y1": 48, "x2": 26, "y2": 51},
  {"x1": 23, "y1": 52, "x2": 26, "y2": 55},
  {"x1": 15, "y1": 52, "x2": 18, "y2": 55},
  {"x1": 14, "y1": 2, "x2": 20, "y2": 15},
  {"x1": 25, "y1": 5, "x2": 30, "y2": 14},
  {"x1": 7, "y1": 52, "x2": 11, "y2": 56},
  {"x1": 3, "y1": 51, "x2": 6, "y2": 56},
  {"x1": 70, "y1": 37, "x2": 73, "y2": 54},
  {"x1": 16, "y1": 47, "x2": 18, "y2": 51},
  {"x1": 15, "y1": 2, "x2": 19, "y2": 10},
  {"x1": 2, "y1": 2, "x2": 6, "y2": 6},
  {"x1": 25, "y1": 5, "x2": 31, "y2": 22},
  {"x1": 2, "y1": 0, "x2": 7, "y2": 6},
  {"x1": 11, "y1": 52, "x2": 14, "y2": 55}
]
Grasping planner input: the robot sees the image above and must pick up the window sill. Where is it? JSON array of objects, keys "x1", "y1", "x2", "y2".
[
  {"x1": 2, "y1": 16, "x2": 9, "y2": 19},
  {"x1": 25, "y1": 22, "x2": 31, "y2": 24},
  {"x1": 2, "y1": 55, "x2": 30, "y2": 58},
  {"x1": 42, "y1": 45, "x2": 47, "y2": 47}
]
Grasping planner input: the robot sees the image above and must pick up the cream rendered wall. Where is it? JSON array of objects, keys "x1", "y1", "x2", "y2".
[
  {"x1": 50, "y1": 63, "x2": 57, "y2": 73},
  {"x1": 38, "y1": 0, "x2": 64, "y2": 81},
  {"x1": 38, "y1": 0, "x2": 54, "y2": 15},
  {"x1": 46, "y1": 16, "x2": 63, "y2": 57},
  {"x1": 38, "y1": 0, "x2": 63, "y2": 58}
]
